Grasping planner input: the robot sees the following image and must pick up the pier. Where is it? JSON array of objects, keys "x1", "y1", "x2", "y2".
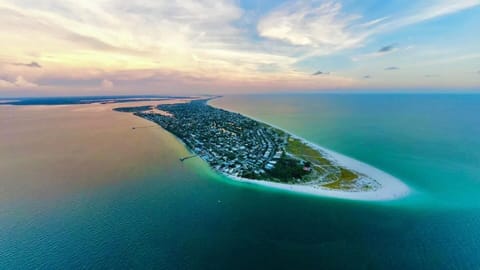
[
  {"x1": 131, "y1": 125, "x2": 156, "y2": 130},
  {"x1": 180, "y1": 155, "x2": 198, "y2": 162}
]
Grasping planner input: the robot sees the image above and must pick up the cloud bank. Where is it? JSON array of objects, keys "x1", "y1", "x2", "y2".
[{"x1": 0, "y1": 0, "x2": 478, "y2": 93}]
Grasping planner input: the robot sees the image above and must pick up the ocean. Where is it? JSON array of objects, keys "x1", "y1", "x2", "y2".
[{"x1": 1, "y1": 94, "x2": 479, "y2": 269}]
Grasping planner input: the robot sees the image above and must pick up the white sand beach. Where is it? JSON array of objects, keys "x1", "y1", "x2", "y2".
[{"x1": 224, "y1": 136, "x2": 411, "y2": 201}]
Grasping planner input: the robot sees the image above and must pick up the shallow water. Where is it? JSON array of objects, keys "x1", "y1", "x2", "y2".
[{"x1": 1, "y1": 94, "x2": 480, "y2": 269}]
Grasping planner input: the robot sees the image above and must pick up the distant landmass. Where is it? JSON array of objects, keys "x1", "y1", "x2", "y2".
[{"x1": 0, "y1": 95, "x2": 187, "y2": 106}]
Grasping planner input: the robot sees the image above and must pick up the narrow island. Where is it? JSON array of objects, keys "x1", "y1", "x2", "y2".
[{"x1": 115, "y1": 99, "x2": 410, "y2": 200}]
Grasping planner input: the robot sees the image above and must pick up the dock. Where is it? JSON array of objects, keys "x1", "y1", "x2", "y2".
[
  {"x1": 131, "y1": 125, "x2": 156, "y2": 130},
  {"x1": 180, "y1": 155, "x2": 198, "y2": 162}
]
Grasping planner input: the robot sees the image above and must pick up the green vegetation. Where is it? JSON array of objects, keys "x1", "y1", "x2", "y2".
[
  {"x1": 323, "y1": 168, "x2": 358, "y2": 189},
  {"x1": 267, "y1": 154, "x2": 309, "y2": 183},
  {"x1": 340, "y1": 168, "x2": 357, "y2": 181},
  {"x1": 286, "y1": 137, "x2": 332, "y2": 166},
  {"x1": 284, "y1": 136, "x2": 371, "y2": 190},
  {"x1": 241, "y1": 171, "x2": 261, "y2": 180}
]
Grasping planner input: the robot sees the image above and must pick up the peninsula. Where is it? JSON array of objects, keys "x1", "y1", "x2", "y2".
[{"x1": 115, "y1": 99, "x2": 410, "y2": 200}]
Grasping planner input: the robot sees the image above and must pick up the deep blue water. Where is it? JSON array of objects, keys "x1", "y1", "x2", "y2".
[{"x1": 1, "y1": 94, "x2": 480, "y2": 269}]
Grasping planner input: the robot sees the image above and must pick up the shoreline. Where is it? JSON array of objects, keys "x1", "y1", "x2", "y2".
[
  {"x1": 208, "y1": 99, "x2": 411, "y2": 201},
  {"x1": 219, "y1": 135, "x2": 410, "y2": 201}
]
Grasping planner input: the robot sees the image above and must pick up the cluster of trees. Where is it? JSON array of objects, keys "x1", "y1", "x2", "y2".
[{"x1": 268, "y1": 155, "x2": 309, "y2": 183}]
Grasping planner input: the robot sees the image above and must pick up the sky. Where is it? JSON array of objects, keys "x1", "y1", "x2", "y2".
[{"x1": 0, "y1": 0, "x2": 479, "y2": 96}]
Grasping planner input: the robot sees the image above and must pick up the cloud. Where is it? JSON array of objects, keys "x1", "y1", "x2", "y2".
[
  {"x1": 14, "y1": 76, "x2": 38, "y2": 87},
  {"x1": 312, "y1": 71, "x2": 330, "y2": 76},
  {"x1": 0, "y1": 79, "x2": 15, "y2": 88},
  {"x1": 257, "y1": 0, "x2": 480, "y2": 61},
  {"x1": 415, "y1": 53, "x2": 480, "y2": 67},
  {"x1": 258, "y1": 1, "x2": 366, "y2": 53},
  {"x1": 0, "y1": 2, "x2": 248, "y2": 61},
  {"x1": 256, "y1": 63, "x2": 281, "y2": 73},
  {"x1": 378, "y1": 44, "x2": 396, "y2": 53},
  {"x1": 0, "y1": 0, "x2": 305, "y2": 83},
  {"x1": 0, "y1": 0, "x2": 478, "y2": 93},
  {"x1": 20, "y1": 66, "x2": 356, "y2": 94},
  {"x1": 0, "y1": 76, "x2": 38, "y2": 88},
  {"x1": 258, "y1": 0, "x2": 479, "y2": 58},
  {"x1": 383, "y1": 0, "x2": 480, "y2": 30},
  {"x1": 352, "y1": 43, "x2": 399, "y2": 61},
  {"x1": 12, "y1": 61, "x2": 42, "y2": 68},
  {"x1": 385, "y1": 66, "x2": 400, "y2": 70},
  {"x1": 101, "y1": 79, "x2": 114, "y2": 89}
]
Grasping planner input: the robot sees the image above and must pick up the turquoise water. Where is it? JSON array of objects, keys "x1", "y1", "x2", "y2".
[
  {"x1": 2, "y1": 94, "x2": 480, "y2": 269},
  {"x1": 212, "y1": 94, "x2": 480, "y2": 208}
]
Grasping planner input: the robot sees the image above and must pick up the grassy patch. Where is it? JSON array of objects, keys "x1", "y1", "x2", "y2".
[
  {"x1": 286, "y1": 137, "x2": 332, "y2": 166},
  {"x1": 340, "y1": 168, "x2": 357, "y2": 181},
  {"x1": 323, "y1": 168, "x2": 359, "y2": 189},
  {"x1": 286, "y1": 136, "x2": 366, "y2": 190},
  {"x1": 312, "y1": 166, "x2": 327, "y2": 175}
]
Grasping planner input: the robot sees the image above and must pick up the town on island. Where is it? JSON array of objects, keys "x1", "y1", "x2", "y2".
[{"x1": 115, "y1": 98, "x2": 383, "y2": 193}]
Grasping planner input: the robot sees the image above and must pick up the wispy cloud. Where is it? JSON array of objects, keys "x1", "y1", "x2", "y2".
[
  {"x1": 416, "y1": 53, "x2": 480, "y2": 66},
  {"x1": 258, "y1": 1, "x2": 366, "y2": 53},
  {"x1": 378, "y1": 44, "x2": 397, "y2": 53},
  {"x1": 12, "y1": 61, "x2": 42, "y2": 68},
  {"x1": 101, "y1": 79, "x2": 114, "y2": 89},
  {"x1": 0, "y1": 79, "x2": 15, "y2": 88},
  {"x1": 0, "y1": 76, "x2": 37, "y2": 88},
  {"x1": 380, "y1": 0, "x2": 480, "y2": 30},
  {"x1": 385, "y1": 66, "x2": 400, "y2": 70},
  {"x1": 352, "y1": 43, "x2": 399, "y2": 61},
  {"x1": 312, "y1": 71, "x2": 330, "y2": 76},
  {"x1": 258, "y1": 0, "x2": 479, "y2": 57},
  {"x1": 15, "y1": 75, "x2": 38, "y2": 87}
]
